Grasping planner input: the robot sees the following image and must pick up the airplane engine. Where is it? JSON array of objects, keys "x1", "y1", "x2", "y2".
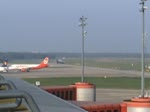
[
  {"x1": 21, "y1": 68, "x2": 30, "y2": 72},
  {"x1": 21, "y1": 68, "x2": 26, "y2": 72}
]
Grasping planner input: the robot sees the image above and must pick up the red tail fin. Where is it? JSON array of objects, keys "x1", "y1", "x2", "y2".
[
  {"x1": 32, "y1": 57, "x2": 49, "y2": 70},
  {"x1": 40, "y1": 57, "x2": 49, "y2": 67}
]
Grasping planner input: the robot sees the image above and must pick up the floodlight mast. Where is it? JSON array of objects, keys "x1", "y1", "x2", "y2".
[
  {"x1": 140, "y1": 0, "x2": 148, "y2": 97},
  {"x1": 79, "y1": 16, "x2": 87, "y2": 82}
]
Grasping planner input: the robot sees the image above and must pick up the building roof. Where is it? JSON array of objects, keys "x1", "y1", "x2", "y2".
[{"x1": 5, "y1": 76, "x2": 87, "y2": 112}]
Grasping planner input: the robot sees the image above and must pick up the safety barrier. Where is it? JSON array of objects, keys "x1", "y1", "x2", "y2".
[
  {"x1": 120, "y1": 103, "x2": 127, "y2": 112},
  {"x1": 0, "y1": 80, "x2": 22, "y2": 109},
  {"x1": 120, "y1": 97, "x2": 150, "y2": 112},
  {"x1": 42, "y1": 86, "x2": 76, "y2": 100},
  {"x1": 72, "y1": 82, "x2": 96, "y2": 101},
  {"x1": 81, "y1": 104, "x2": 121, "y2": 112},
  {"x1": 0, "y1": 90, "x2": 40, "y2": 112},
  {"x1": 0, "y1": 75, "x2": 40, "y2": 112},
  {"x1": 0, "y1": 75, "x2": 5, "y2": 81}
]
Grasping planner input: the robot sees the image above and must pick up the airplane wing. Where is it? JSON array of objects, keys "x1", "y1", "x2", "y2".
[{"x1": 0, "y1": 67, "x2": 9, "y2": 72}]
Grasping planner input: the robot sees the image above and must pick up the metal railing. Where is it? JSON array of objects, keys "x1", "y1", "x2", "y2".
[
  {"x1": 0, "y1": 75, "x2": 40, "y2": 112},
  {"x1": 0, "y1": 90, "x2": 40, "y2": 112}
]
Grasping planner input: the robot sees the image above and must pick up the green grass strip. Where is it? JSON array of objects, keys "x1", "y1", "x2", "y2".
[{"x1": 23, "y1": 77, "x2": 150, "y2": 90}]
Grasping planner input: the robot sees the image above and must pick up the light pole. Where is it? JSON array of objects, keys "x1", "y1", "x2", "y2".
[
  {"x1": 79, "y1": 16, "x2": 87, "y2": 82},
  {"x1": 140, "y1": 0, "x2": 148, "y2": 97}
]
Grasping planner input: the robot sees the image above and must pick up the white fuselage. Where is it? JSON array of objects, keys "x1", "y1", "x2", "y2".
[
  {"x1": 9, "y1": 64, "x2": 39, "y2": 69},
  {"x1": 0, "y1": 64, "x2": 39, "y2": 72},
  {"x1": 0, "y1": 57, "x2": 49, "y2": 72}
]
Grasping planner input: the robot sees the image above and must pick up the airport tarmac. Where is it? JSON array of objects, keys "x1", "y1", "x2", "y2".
[
  {"x1": 2, "y1": 63, "x2": 150, "y2": 78},
  {"x1": 2, "y1": 63, "x2": 149, "y2": 103}
]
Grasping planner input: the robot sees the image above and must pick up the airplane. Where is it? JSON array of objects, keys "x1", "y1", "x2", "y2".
[
  {"x1": 56, "y1": 59, "x2": 65, "y2": 64},
  {"x1": 0, "y1": 57, "x2": 49, "y2": 72},
  {"x1": 56, "y1": 57, "x2": 65, "y2": 64}
]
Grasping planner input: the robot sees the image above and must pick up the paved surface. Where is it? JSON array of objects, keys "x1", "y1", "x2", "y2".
[
  {"x1": 2, "y1": 63, "x2": 150, "y2": 103},
  {"x1": 96, "y1": 88, "x2": 141, "y2": 103},
  {"x1": 2, "y1": 63, "x2": 150, "y2": 78}
]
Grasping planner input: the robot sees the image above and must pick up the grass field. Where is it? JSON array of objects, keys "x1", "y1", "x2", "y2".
[
  {"x1": 65, "y1": 58, "x2": 150, "y2": 71},
  {"x1": 23, "y1": 77, "x2": 150, "y2": 90},
  {"x1": 13, "y1": 57, "x2": 150, "y2": 90},
  {"x1": 9, "y1": 57, "x2": 150, "y2": 71}
]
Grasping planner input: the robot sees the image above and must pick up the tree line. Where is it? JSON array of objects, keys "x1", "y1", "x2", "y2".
[
  {"x1": 0, "y1": 52, "x2": 81, "y2": 61},
  {"x1": 0, "y1": 52, "x2": 147, "y2": 61}
]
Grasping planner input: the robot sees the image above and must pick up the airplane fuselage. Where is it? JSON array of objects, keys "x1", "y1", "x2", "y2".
[
  {"x1": 0, "y1": 57, "x2": 49, "y2": 72},
  {"x1": 9, "y1": 64, "x2": 39, "y2": 69}
]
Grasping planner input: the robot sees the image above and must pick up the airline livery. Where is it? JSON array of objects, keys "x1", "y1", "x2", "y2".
[{"x1": 0, "y1": 57, "x2": 49, "y2": 72}]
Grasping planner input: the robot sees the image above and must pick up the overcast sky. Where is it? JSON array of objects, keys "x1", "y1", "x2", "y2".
[{"x1": 0, "y1": 0, "x2": 149, "y2": 53}]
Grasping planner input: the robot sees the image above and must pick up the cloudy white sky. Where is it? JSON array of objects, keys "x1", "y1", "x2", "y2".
[{"x1": 0, "y1": 0, "x2": 149, "y2": 53}]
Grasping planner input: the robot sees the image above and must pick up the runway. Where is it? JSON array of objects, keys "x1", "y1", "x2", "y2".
[
  {"x1": 2, "y1": 63, "x2": 150, "y2": 78},
  {"x1": 2, "y1": 63, "x2": 149, "y2": 103}
]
